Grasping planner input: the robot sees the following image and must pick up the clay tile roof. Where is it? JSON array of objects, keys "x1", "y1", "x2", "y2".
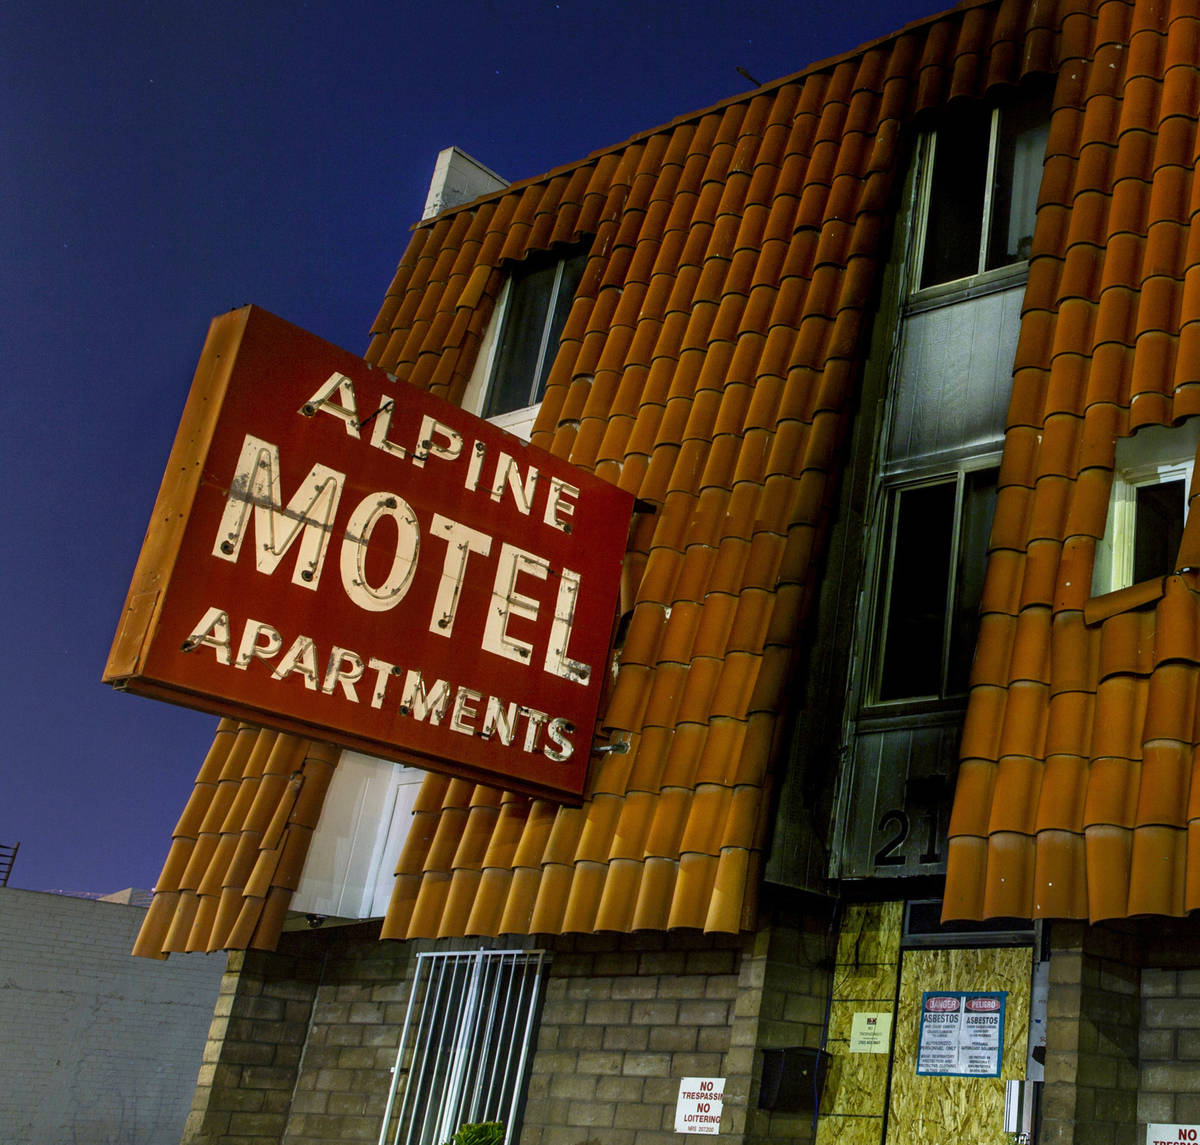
[
  {"x1": 135, "y1": 0, "x2": 1200, "y2": 956},
  {"x1": 944, "y1": 0, "x2": 1200, "y2": 925}
]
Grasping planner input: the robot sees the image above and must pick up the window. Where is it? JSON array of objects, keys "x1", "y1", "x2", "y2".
[
  {"x1": 1091, "y1": 421, "x2": 1199, "y2": 595},
  {"x1": 864, "y1": 88, "x2": 1047, "y2": 699},
  {"x1": 913, "y1": 91, "x2": 1050, "y2": 292},
  {"x1": 380, "y1": 950, "x2": 547, "y2": 1145},
  {"x1": 872, "y1": 467, "x2": 997, "y2": 704},
  {"x1": 833, "y1": 89, "x2": 1045, "y2": 879},
  {"x1": 481, "y1": 247, "x2": 588, "y2": 419}
]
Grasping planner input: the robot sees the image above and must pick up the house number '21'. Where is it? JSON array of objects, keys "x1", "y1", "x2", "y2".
[{"x1": 873, "y1": 777, "x2": 947, "y2": 869}]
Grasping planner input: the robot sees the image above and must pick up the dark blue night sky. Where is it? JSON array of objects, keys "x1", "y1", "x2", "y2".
[{"x1": 2, "y1": 0, "x2": 945, "y2": 894}]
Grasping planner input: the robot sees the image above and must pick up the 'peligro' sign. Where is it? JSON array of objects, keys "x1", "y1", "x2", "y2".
[{"x1": 104, "y1": 306, "x2": 633, "y2": 799}]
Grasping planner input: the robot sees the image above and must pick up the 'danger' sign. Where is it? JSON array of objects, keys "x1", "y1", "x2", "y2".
[{"x1": 104, "y1": 306, "x2": 634, "y2": 798}]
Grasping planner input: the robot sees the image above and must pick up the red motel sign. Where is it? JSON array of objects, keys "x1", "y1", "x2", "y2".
[{"x1": 104, "y1": 306, "x2": 634, "y2": 799}]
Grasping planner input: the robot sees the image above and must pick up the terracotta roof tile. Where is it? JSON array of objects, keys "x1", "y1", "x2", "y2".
[
  {"x1": 981, "y1": 830, "x2": 1036, "y2": 917},
  {"x1": 1036, "y1": 754, "x2": 1088, "y2": 832},
  {"x1": 988, "y1": 755, "x2": 1044, "y2": 834},
  {"x1": 137, "y1": 0, "x2": 1200, "y2": 955}
]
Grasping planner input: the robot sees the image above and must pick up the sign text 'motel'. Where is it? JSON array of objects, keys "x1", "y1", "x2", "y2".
[{"x1": 104, "y1": 306, "x2": 634, "y2": 799}]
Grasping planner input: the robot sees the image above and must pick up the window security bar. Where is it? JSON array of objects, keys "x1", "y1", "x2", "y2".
[{"x1": 378, "y1": 949, "x2": 547, "y2": 1145}]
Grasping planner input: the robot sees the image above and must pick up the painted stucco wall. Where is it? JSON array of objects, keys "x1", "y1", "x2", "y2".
[{"x1": 0, "y1": 886, "x2": 225, "y2": 1145}]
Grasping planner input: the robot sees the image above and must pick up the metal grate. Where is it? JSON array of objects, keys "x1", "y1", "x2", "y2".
[
  {"x1": 379, "y1": 949, "x2": 547, "y2": 1145},
  {"x1": 0, "y1": 842, "x2": 18, "y2": 887}
]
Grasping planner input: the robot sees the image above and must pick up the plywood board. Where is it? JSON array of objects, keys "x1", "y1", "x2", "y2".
[{"x1": 885, "y1": 945, "x2": 1032, "y2": 1145}]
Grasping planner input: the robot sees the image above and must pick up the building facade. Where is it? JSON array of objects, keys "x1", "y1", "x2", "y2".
[
  {"x1": 123, "y1": 1, "x2": 1200, "y2": 1142},
  {"x1": 0, "y1": 887, "x2": 224, "y2": 1145}
]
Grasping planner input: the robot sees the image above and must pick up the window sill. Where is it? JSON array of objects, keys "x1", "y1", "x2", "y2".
[
  {"x1": 486, "y1": 402, "x2": 540, "y2": 442},
  {"x1": 856, "y1": 699, "x2": 969, "y2": 733},
  {"x1": 905, "y1": 261, "x2": 1029, "y2": 314}
]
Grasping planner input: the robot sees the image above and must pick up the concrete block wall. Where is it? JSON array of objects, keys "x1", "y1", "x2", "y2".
[
  {"x1": 0, "y1": 886, "x2": 225, "y2": 1145},
  {"x1": 181, "y1": 917, "x2": 830, "y2": 1145},
  {"x1": 183, "y1": 929, "x2": 326, "y2": 1144},
  {"x1": 522, "y1": 930, "x2": 748, "y2": 1145},
  {"x1": 740, "y1": 916, "x2": 835, "y2": 1145},
  {"x1": 522, "y1": 920, "x2": 831, "y2": 1145},
  {"x1": 287, "y1": 923, "x2": 413, "y2": 1144},
  {"x1": 175, "y1": 906, "x2": 1200, "y2": 1145},
  {"x1": 1041, "y1": 922, "x2": 1141, "y2": 1145},
  {"x1": 1139, "y1": 967, "x2": 1200, "y2": 1127}
]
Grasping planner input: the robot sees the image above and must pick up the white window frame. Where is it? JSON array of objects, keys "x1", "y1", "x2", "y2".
[
  {"x1": 1092, "y1": 420, "x2": 1199, "y2": 595},
  {"x1": 461, "y1": 248, "x2": 588, "y2": 441},
  {"x1": 378, "y1": 949, "x2": 548, "y2": 1145}
]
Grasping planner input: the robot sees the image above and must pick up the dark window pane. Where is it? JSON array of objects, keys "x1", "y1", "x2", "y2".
[
  {"x1": 485, "y1": 248, "x2": 589, "y2": 418},
  {"x1": 947, "y1": 468, "x2": 998, "y2": 693},
  {"x1": 919, "y1": 103, "x2": 991, "y2": 289},
  {"x1": 486, "y1": 259, "x2": 559, "y2": 417},
  {"x1": 986, "y1": 94, "x2": 1050, "y2": 271},
  {"x1": 878, "y1": 481, "x2": 956, "y2": 700},
  {"x1": 1134, "y1": 479, "x2": 1185, "y2": 582},
  {"x1": 548, "y1": 251, "x2": 588, "y2": 366}
]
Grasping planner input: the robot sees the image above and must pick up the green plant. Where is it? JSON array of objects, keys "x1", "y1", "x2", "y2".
[{"x1": 446, "y1": 1122, "x2": 505, "y2": 1145}]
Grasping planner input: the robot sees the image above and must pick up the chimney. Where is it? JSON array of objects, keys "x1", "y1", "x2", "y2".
[{"x1": 423, "y1": 147, "x2": 508, "y2": 219}]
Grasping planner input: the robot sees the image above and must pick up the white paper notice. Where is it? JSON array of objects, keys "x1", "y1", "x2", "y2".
[
  {"x1": 675, "y1": 1077, "x2": 725, "y2": 1135},
  {"x1": 849, "y1": 1011, "x2": 893, "y2": 1053},
  {"x1": 916, "y1": 992, "x2": 1006, "y2": 1077}
]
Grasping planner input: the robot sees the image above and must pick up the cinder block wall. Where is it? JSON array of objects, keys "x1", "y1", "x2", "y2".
[
  {"x1": 1041, "y1": 923, "x2": 1141, "y2": 1145},
  {"x1": 0, "y1": 886, "x2": 225, "y2": 1145},
  {"x1": 1139, "y1": 967, "x2": 1200, "y2": 1127},
  {"x1": 739, "y1": 916, "x2": 834, "y2": 1145},
  {"x1": 522, "y1": 930, "x2": 748, "y2": 1145},
  {"x1": 184, "y1": 928, "x2": 328, "y2": 1144},
  {"x1": 183, "y1": 917, "x2": 832, "y2": 1145},
  {"x1": 285, "y1": 923, "x2": 413, "y2": 1144}
]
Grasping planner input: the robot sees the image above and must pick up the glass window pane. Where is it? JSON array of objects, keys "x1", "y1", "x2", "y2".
[
  {"x1": 986, "y1": 93, "x2": 1050, "y2": 270},
  {"x1": 485, "y1": 248, "x2": 588, "y2": 419},
  {"x1": 548, "y1": 252, "x2": 587, "y2": 353},
  {"x1": 533, "y1": 250, "x2": 587, "y2": 402},
  {"x1": 1134, "y1": 479, "x2": 1186, "y2": 582},
  {"x1": 486, "y1": 260, "x2": 559, "y2": 417},
  {"x1": 878, "y1": 481, "x2": 956, "y2": 700},
  {"x1": 919, "y1": 103, "x2": 991, "y2": 289},
  {"x1": 947, "y1": 468, "x2": 998, "y2": 694}
]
